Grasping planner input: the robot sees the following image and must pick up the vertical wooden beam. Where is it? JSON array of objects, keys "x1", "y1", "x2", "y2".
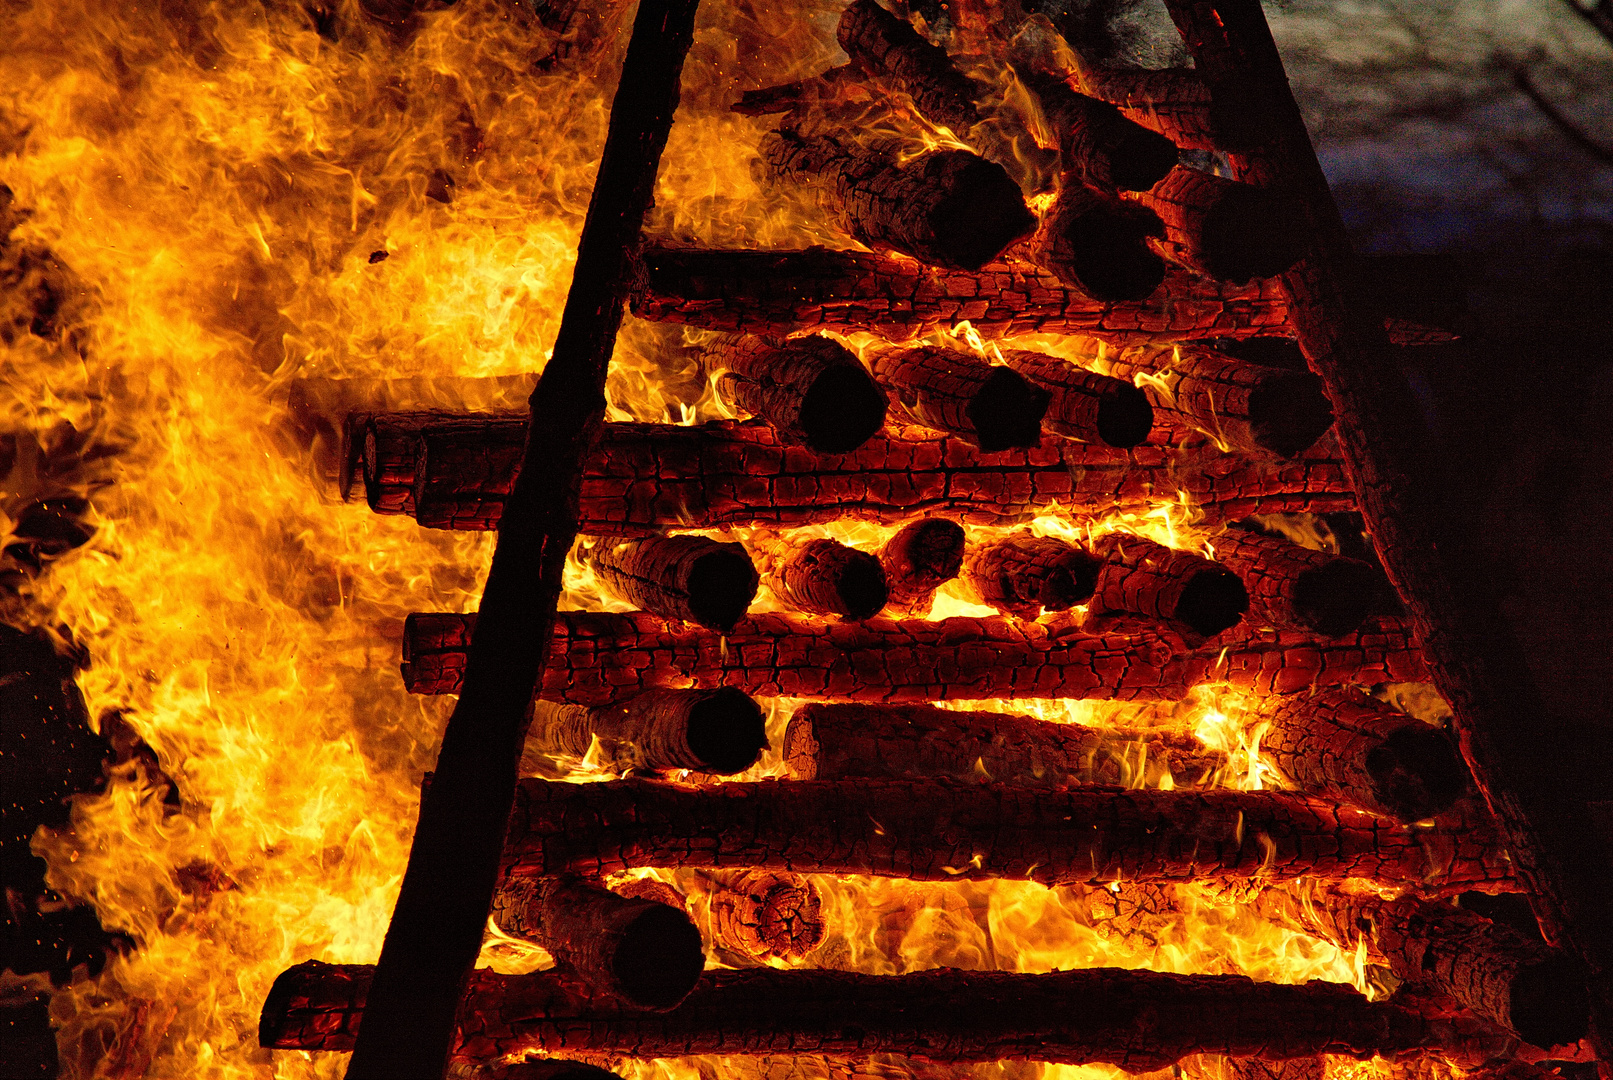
[
  {"x1": 1162, "y1": 0, "x2": 1613, "y2": 1060},
  {"x1": 341, "y1": 1, "x2": 701, "y2": 1075}
]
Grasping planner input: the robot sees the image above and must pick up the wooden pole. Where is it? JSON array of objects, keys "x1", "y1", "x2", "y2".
[{"x1": 342, "y1": 1, "x2": 701, "y2": 1074}]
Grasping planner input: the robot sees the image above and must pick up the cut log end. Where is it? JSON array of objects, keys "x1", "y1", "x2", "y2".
[
  {"x1": 1363, "y1": 724, "x2": 1469, "y2": 823},
  {"x1": 776, "y1": 538, "x2": 890, "y2": 621},
  {"x1": 1111, "y1": 124, "x2": 1182, "y2": 192},
  {"x1": 967, "y1": 367, "x2": 1051, "y2": 451},
  {"x1": 1097, "y1": 382, "x2": 1155, "y2": 447},
  {"x1": 1197, "y1": 183, "x2": 1307, "y2": 283},
  {"x1": 1289, "y1": 556, "x2": 1380, "y2": 637},
  {"x1": 1177, "y1": 565, "x2": 1250, "y2": 638},
  {"x1": 1247, "y1": 370, "x2": 1335, "y2": 458},
  {"x1": 1044, "y1": 192, "x2": 1167, "y2": 301},
  {"x1": 1511, "y1": 951, "x2": 1591, "y2": 1048},
  {"x1": 684, "y1": 549, "x2": 763, "y2": 634},
  {"x1": 611, "y1": 902, "x2": 707, "y2": 1010},
  {"x1": 683, "y1": 685, "x2": 769, "y2": 775},
  {"x1": 927, "y1": 155, "x2": 1039, "y2": 270},
  {"x1": 798, "y1": 361, "x2": 889, "y2": 453}
]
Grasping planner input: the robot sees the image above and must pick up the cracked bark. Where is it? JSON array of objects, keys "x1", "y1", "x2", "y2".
[
  {"x1": 747, "y1": 534, "x2": 889, "y2": 621},
  {"x1": 695, "y1": 870, "x2": 826, "y2": 962},
  {"x1": 865, "y1": 344, "x2": 1049, "y2": 450},
  {"x1": 704, "y1": 334, "x2": 886, "y2": 454},
  {"x1": 526, "y1": 687, "x2": 767, "y2": 776},
  {"x1": 1022, "y1": 67, "x2": 1181, "y2": 192},
  {"x1": 1211, "y1": 527, "x2": 1382, "y2": 636},
  {"x1": 997, "y1": 347, "x2": 1155, "y2": 447},
  {"x1": 587, "y1": 534, "x2": 758, "y2": 633},
  {"x1": 1069, "y1": 66, "x2": 1224, "y2": 151},
  {"x1": 1089, "y1": 533, "x2": 1250, "y2": 640},
  {"x1": 1188, "y1": 615, "x2": 1429, "y2": 693},
  {"x1": 1028, "y1": 180, "x2": 1168, "y2": 301},
  {"x1": 876, "y1": 518, "x2": 965, "y2": 616},
  {"x1": 960, "y1": 532, "x2": 1102, "y2": 618},
  {"x1": 1127, "y1": 166, "x2": 1306, "y2": 284}
]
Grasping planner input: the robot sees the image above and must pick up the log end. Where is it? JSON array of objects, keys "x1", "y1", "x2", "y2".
[
  {"x1": 685, "y1": 685, "x2": 769, "y2": 774},
  {"x1": 611, "y1": 902, "x2": 706, "y2": 1010},
  {"x1": 1095, "y1": 382, "x2": 1155, "y2": 448},
  {"x1": 686, "y1": 548, "x2": 762, "y2": 634},
  {"x1": 966, "y1": 367, "x2": 1051, "y2": 451},
  {"x1": 259, "y1": 959, "x2": 367, "y2": 1051},
  {"x1": 1247, "y1": 370, "x2": 1334, "y2": 458},
  {"x1": 1045, "y1": 195, "x2": 1167, "y2": 301},
  {"x1": 835, "y1": 547, "x2": 891, "y2": 620},
  {"x1": 1363, "y1": 723, "x2": 1469, "y2": 822},
  {"x1": 889, "y1": 518, "x2": 967, "y2": 585},
  {"x1": 1510, "y1": 951, "x2": 1590, "y2": 1048},
  {"x1": 1176, "y1": 565, "x2": 1249, "y2": 638},
  {"x1": 928, "y1": 154, "x2": 1038, "y2": 270},
  {"x1": 799, "y1": 360, "x2": 889, "y2": 453},
  {"x1": 1109, "y1": 123, "x2": 1181, "y2": 192},
  {"x1": 1040, "y1": 552, "x2": 1103, "y2": 611},
  {"x1": 1290, "y1": 557, "x2": 1382, "y2": 637},
  {"x1": 1200, "y1": 185, "x2": 1308, "y2": 283}
]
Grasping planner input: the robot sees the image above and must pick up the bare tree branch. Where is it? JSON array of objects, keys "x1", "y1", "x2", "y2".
[
  {"x1": 1509, "y1": 63, "x2": 1613, "y2": 166},
  {"x1": 1560, "y1": 0, "x2": 1613, "y2": 48}
]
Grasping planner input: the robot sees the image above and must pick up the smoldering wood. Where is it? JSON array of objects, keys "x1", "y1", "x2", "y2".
[
  {"x1": 1092, "y1": 341, "x2": 1334, "y2": 458},
  {"x1": 877, "y1": 518, "x2": 966, "y2": 616},
  {"x1": 447, "y1": 1060, "x2": 623, "y2": 1080},
  {"x1": 782, "y1": 701, "x2": 1227, "y2": 788},
  {"x1": 1260, "y1": 686, "x2": 1468, "y2": 823},
  {"x1": 996, "y1": 348, "x2": 1154, "y2": 447},
  {"x1": 1128, "y1": 166, "x2": 1306, "y2": 284},
  {"x1": 1255, "y1": 881, "x2": 1588, "y2": 1049},
  {"x1": 730, "y1": 63, "x2": 856, "y2": 116},
  {"x1": 836, "y1": 0, "x2": 981, "y2": 138},
  {"x1": 526, "y1": 687, "x2": 767, "y2": 775},
  {"x1": 755, "y1": 535, "x2": 890, "y2": 621},
  {"x1": 587, "y1": 534, "x2": 758, "y2": 633},
  {"x1": 357, "y1": 414, "x2": 1354, "y2": 533},
  {"x1": 262, "y1": 960, "x2": 1465, "y2": 1067},
  {"x1": 630, "y1": 244, "x2": 1293, "y2": 341},
  {"x1": 1089, "y1": 534, "x2": 1250, "y2": 640},
  {"x1": 1189, "y1": 615, "x2": 1429, "y2": 693},
  {"x1": 1022, "y1": 67, "x2": 1181, "y2": 192},
  {"x1": 865, "y1": 345, "x2": 1049, "y2": 451},
  {"x1": 695, "y1": 869, "x2": 826, "y2": 962},
  {"x1": 402, "y1": 610, "x2": 1192, "y2": 703},
  {"x1": 960, "y1": 532, "x2": 1102, "y2": 618},
  {"x1": 1029, "y1": 180, "x2": 1168, "y2": 302},
  {"x1": 704, "y1": 334, "x2": 887, "y2": 454},
  {"x1": 1211, "y1": 527, "x2": 1382, "y2": 636},
  {"x1": 760, "y1": 130, "x2": 1035, "y2": 271},
  {"x1": 1070, "y1": 66, "x2": 1223, "y2": 151},
  {"x1": 489, "y1": 874, "x2": 704, "y2": 1010}
]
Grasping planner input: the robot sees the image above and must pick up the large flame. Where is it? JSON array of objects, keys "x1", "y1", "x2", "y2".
[{"x1": 1, "y1": 1, "x2": 1433, "y2": 1078}]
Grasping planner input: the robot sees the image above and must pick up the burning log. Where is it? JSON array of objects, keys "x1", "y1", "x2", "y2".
[
  {"x1": 782, "y1": 702, "x2": 1226, "y2": 787},
  {"x1": 865, "y1": 345, "x2": 1049, "y2": 450},
  {"x1": 1093, "y1": 341, "x2": 1334, "y2": 458},
  {"x1": 489, "y1": 874, "x2": 704, "y2": 1010},
  {"x1": 631, "y1": 244, "x2": 1292, "y2": 341},
  {"x1": 402, "y1": 610, "x2": 1191, "y2": 703},
  {"x1": 877, "y1": 518, "x2": 966, "y2": 616},
  {"x1": 1030, "y1": 181, "x2": 1167, "y2": 302},
  {"x1": 1128, "y1": 166, "x2": 1306, "y2": 284},
  {"x1": 1260, "y1": 687, "x2": 1467, "y2": 823},
  {"x1": 1022, "y1": 67, "x2": 1181, "y2": 192},
  {"x1": 996, "y1": 347, "x2": 1154, "y2": 447},
  {"x1": 697, "y1": 870, "x2": 826, "y2": 962},
  {"x1": 448, "y1": 1060, "x2": 622, "y2": 1080},
  {"x1": 960, "y1": 531, "x2": 1102, "y2": 618},
  {"x1": 1089, "y1": 534, "x2": 1250, "y2": 639},
  {"x1": 587, "y1": 534, "x2": 758, "y2": 633},
  {"x1": 1254, "y1": 881, "x2": 1588, "y2": 1049},
  {"x1": 731, "y1": 64, "x2": 857, "y2": 117},
  {"x1": 503, "y1": 777, "x2": 1514, "y2": 893},
  {"x1": 263, "y1": 960, "x2": 1464, "y2": 1066},
  {"x1": 1192, "y1": 615, "x2": 1430, "y2": 694},
  {"x1": 760, "y1": 129, "x2": 1035, "y2": 271},
  {"x1": 1070, "y1": 66, "x2": 1222, "y2": 151},
  {"x1": 358, "y1": 414, "x2": 1354, "y2": 533},
  {"x1": 526, "y1": 687, "x2": 768, "y2": 776},
  {"x1": 750, "y1": 535, "x2": 889, "y2": 621},
  {"x1": 836, "y1": 0, "x2": 981, "y2": 138},
  {"x1": 1211, "y1": 527, "x2": 1381, "y2": 636},
  {"x1": 704, "y1": 334, "x2": 887, "y2": 454}
]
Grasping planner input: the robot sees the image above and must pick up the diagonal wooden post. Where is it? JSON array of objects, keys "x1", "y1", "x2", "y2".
[
  {"x1": 1161, "y1": 0, "x2": 1613, "y2": 1061},
  {"x1": 342, "y1": 1, "x2": 701, "y2": 1074}
]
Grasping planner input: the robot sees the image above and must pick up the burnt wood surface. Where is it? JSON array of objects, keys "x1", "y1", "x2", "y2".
[
  {"x1": 1070, "y1": 66, "x2": 1222, "y2": 151},
  {"x1": 342, "y1": 1, "x2": 701, "y2": 1074},
  {"x1": 1023, "y1": 67, "x2": 1181, "y2": 192},
  {"x1": 997, "y1": 348, "x2": 1155, "y2": 447},
  {"x1": 526, "y1": 687, "x2": 766, "y2": 775},
  {"x1": 866, "y1": 345, "x2": 1049, "y2": 450},
  {"x1": 960, "y1": 532, "x2": 1102, "y2": 618},
  {"x1": 1030, "y1": 179, "x2": 1168, "y2": 301},
  {"x1": 836, "y1": 0, "x2": 980, "y2": 137},
  {"x1": 1211, "y1": 527, "x2": 1381, "y2": 636},
  {"x1": 754, "y1": 535, "x2": 890, "y2": 621},
  {"x1": 1190, "y1": 615, "x2": 1429, "y2": 693},
  {"x1": 697, "y1": 869, "x2": 826, "y2": 962},
  {"x1": 704, "y1": 334, "x2": 886, "y2": 454},
  {"x1": 1129, "y1": 166, "x2": 1306, "y2": 283},
  {"x1": 587, "y1": 534, "x2": 758, "y2": 633},
  {"x1": 1089, "y1": 534, "x2": 1250, "y2": 640},
  {"x1": 877, "y1": 518, "x2": 966, "y2": 616}
]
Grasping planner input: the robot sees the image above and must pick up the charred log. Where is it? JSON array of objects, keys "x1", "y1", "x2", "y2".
[
  {"x1": 960, "y1": 531, "x2": 1102, "y2": 618},
  {"x1": 1029, "y1": 181, "x2": 1167, "y2": 302},
  {"x1": 753, "y1": 535, "x2": 889, "y2": 621},
  {"x1": 1128, "y1": 166, "x2": 1306, "y2": 283},
  {"x1": 760, "y1": 130, "x2": 1034, "y2": 270},
  {"x1": 1070, "y1": 66, "x2": 1223, "y2": 151},
  {"x1": 696, "y1": 869, "x2": 826, "y2": 962},
  {"x1": 1090, "y1": 534, "x2": 1249, "y2": 639},
  {"x1": 1190, "y1": 616, "x2": 1429, "y2": 694},
  {"x1": 705, "y1": 333, "x2": 886, "y2": 453},
  {"x1": 1255, "y1": 882, "x2": 1588, "y2": 1048},
  {"x1": 731, "y1": 64, "x2": 857, "y2": 116},
  {"x1": 527, "y1": 687, "x2": 767, "y2": 775},
  {"x1": 836, "y1": 0, "x2": 981, "y2": 137},
  {"x1": 630, "y1": 244, "x2": 1292, "y2": 341},
  {"x1": 1211, "y1": 527, "x2": 1381, "y2": 636},
  {"x1": 489, "y1": 874, "x2": 704, "y2": 1010},
  {"x1": 447, "y1": 1060, "x2": 623, "y2": 1080},
  {"x1": 1023, "y1": 68, "x2": 1181, "y2": 192},
  {"x1": 782, "y1": 701, "x2": 1227, "y2": 787},
  {"x1": 1261, "y1": 687, "x2": 1468, "y2": 823},
  {"x1": 587, "y1": 534, "x2": 758, "y2": 633},
  {"x1": 877, "y1": 518, "x2": 966, "y2": 616},
  {"x1": 402, "y1": 610, "x2": 1191, "y2": 703},
  {"x1": 996, "y1": 348, "x2": 1154, "y2": 447},
  {"x1": 263, "y1": 960, "x2": 1459, "y2": 1067},
  {"x1": 866, "y1": 345, "x2": 1049, "y2": 450},
  {"x1": 502, "y1": 777, "x2": 1512, "y2": 892}
]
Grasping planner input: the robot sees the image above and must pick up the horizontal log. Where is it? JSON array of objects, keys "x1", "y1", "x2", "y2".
[
  {"x1": 877, "y1": 518, "x2": 965, "y2": 616},
  {"x1": 866, "y1": 344, "x2": 1049, "y2": 450},
  {"x1": 447, "y1": 1060, "x2": 621, "y2": 1080},
  {"x1": 402, "y1": 610, "x2": 1191, "y2": 703},
  {"x1": 1070, "y1": 66, "x2": 1221, "y2": 151},
  {"x1": 359, "y1": 414, "x2": 1354, "y2": 533},
  {"x1": 587, "y1": 534, "x2": 757, "y2": 633},
  {"x1": 1261, "y1": 686, "x2": 1468, "y2": 823},
  {"x1": 1030, "y1": 178, "x2": 1168, "y2": 301},
  {"x1": 262, "y1": 960, "x2": 1465, "y2": 1067},
  {"x1": 1211, "y1": 527, "x2": 1381, "y2": 636},
  {"x1": 1129, "y1": 166, "x2": 1306, "y2": 284},
  {"x1": 1089, "y1": 533, "x2": 1250, "y2": 640},
  {"x1": 489, "y1": 874, "x2": 703, "y2": 1010},
  {"x1": 630, "y1": 243, "x2": 1291, "y2": 341},
  {"x1": 705, "y1": 334, "x2": 887, "y2": 454},
  {"x1": 504, "y1": 778, "x2": 1511, "y2": 892},
  {"x1": 527, "y1": 687, "x2": 767, "y2": 775},
  {"x1": 1189, "y1": 615, "x2": 1429, "y2": 694},
  {"x1": 752, "y1": 535, "x2": 889, "y2": 621},
  {"x1": 761, "y1": 130, "x2": 1034, "y2": 270},
  {"x1": 997, "y1": 347, "x2": 1155, "y2": 447},
  {"x1": 960, "y1": 531, "x2": 1102, "y2": 618},
  {"x1": 696, "y1": 869, "x2": 825, "y2": 962},
  {"x1": 1023, "y1": 68, "x2": 1181, "y2": 192},
  {"x1": 782, "y1": 701, "x2": 1226, "y2": 787}
]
